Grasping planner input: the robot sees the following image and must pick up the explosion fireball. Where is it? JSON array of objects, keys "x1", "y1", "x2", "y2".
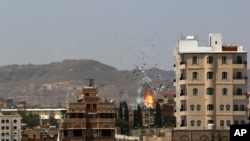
[{"x1": 143, "y1": 89, "x2": 154, "y2": 107}]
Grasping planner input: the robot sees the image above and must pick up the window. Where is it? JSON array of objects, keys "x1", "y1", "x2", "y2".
[
  {"x1": 207, "y1": 120, "x2": 214, "y2": 124},
  {"x1": 197, "y1": 120, "x2": 201, "y2": 126},
  {"x1": 222, "y1": 72, "x2": 227, "y2": 79},
  {"x1": 6, "y1": 126, "x2": 9, "y2": 130},
  {"x1": 1, "y1": 120, "x2": 4, "y2": 123},
  {"x1": 86, "y1": 104, "x2": 91, "y2": 109},
  {"x1": 240, "y1": 105, "x2": 245, "y2": 111},
  {"x1": 236, "y1": 72, "x2": 242, "y2": 79},
  {"x1": 192, "y1": 56, "x2": 198, "y2": 64},
  {"x1": 226, "y1": 120, "x2": 231, "y2": 126},
  {"x1": 236, "y1": 88, "x2": 242, "y2": 95},
  {"x1": 207, "y1": 71, "x2": 213, "y2": 79},
  {"x1": 234, "y1": 120, "x2": 239, "y2": 125},
  {"x1": 196, "y1": 105, "x2": 201, "y2": 111},
  {"x1": 220, "y1": 105, "x2": 224, "y2": 111},
  {"x1": 233, "y1": 105, "x2": 239, "y2": 111},
  {"x1": 207, "y1": 104, "x2": 214, "y2": 111},
  {"x1": 93, "y1": 104, "x2": 97, "y2": 109},
  {"x1": 206, "y1": 88, "x2": 214, "y2": 95},
  {"x1": 5, "y1": 120, "x2": 9, "y2": 123},
  {"x1": 207, "y1": 56, "x2": 213, "y2": 64},
  {"x1": 1, "y1": 126, "x2": 4, "y2": 130},
  {"x1": 220, "y1": 120, "x2": 224, "y2": 126},
  {"x1": 236, "y1": 56, "x2": 242, "y2": 64},
  {"x1": 222, "y1": 88, "x2": 227, "y2": 95},
  {"x1": 192, "y1": 72, "x2": 198, "y2": 80},
  {"x1": 222, "y1": 56, "x2": 227, "y2": 64},
  {"x1": 190, "y1": 120, "x2": 195, "y2": 126},
  {"x1": 193, "y1": 88, "x2": 198, "y2": 96},
  {"x1": 13, "y1": 120, "x2": 17, "y2": 123},
  {"x1": 190, "y1": 105, "x2": 194, "y2": 111},
  {"x1": 13, "y1": 126, "x2": 17, "y2": 130},
  {"x1": 241, "y1": 120, "x2": 245, "y2": 125},
  {"x1": 226, "y1": 105, "x2": 230, "y2": 111}
]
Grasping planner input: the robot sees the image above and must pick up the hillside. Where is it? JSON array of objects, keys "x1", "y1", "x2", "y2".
[{"x1": 0, "y1": 59, "x2": 175, "y2": 107}]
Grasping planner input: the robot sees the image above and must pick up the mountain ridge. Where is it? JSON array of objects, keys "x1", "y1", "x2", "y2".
[{"x1": 0, "y1": 59, "x2": 174, "y2": 107}]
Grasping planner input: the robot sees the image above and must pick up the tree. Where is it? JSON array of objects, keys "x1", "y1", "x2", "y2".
[
  {"x1": 118, "y1": 102, "x2": 123, "y2": 119},
  {"x1": 133, "y1": 110, "x2": 137, "y2": 128},
  {"x1": 17, "y1": 110, "x2": 40, "y2": 129},
  {"x1": 115, "y1": 118, "x2": 130, "y2": 135},
  {"x1": 124, "y1": 101, "x2": 129, "y2": 122},
  {"x1": 137, "y1": 104, "x2": 142, "y2": 128},
  {"x1": 154, "y1": 102, "x2": 162, "y2": 128}
]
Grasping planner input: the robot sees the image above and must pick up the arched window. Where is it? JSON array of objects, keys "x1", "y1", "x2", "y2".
[
  {"x1": 190, "y1": 120, "x2": 195, "y2": 126},
  {"x1": 234, "y1": 120, "x2": 239, "y2": 125},
  {"x1": 220, "y1": 120, "x2": 224, "y2": 126},
  {"x1": 222, "y1": 88, "x2": 227, "y2": 95},
  {"x1": 236, "y1": 56, "x2": 242, "y2": 64},
  {"x1": 192, "y1": 72, "x2": 198, "y2": 80},
  {"x1": 192, "y1": 56, "x2": 198, "y2": 64},
  {"x1": 207, "y1": 56, "x2": 213, "y2": 64},
  {"x1": 220, "y1": 105, "x2": 224, "y2": 111},
  {"x1": 190, "y1": 105, "x2": 195, "y2": 111},
  {"x1": 197, "y1": 120, "x2": 201, "y2": 126},
  {"x1": 196, "y1": 105, "x2": 201, "y2": 111},
  {"x1": 206, "y1": 87, "x2": 214, "y2": 95},
  {"x1": 226, "y1": 105, "x2": 230, "y2": 111},
  {"x1": 240, "y1": 105, "x2": 245, "y2": 111},
  {"x1": 193, "y1": 88, "x2": 198, "y2": 96},
  {"x1": 226, "y1": 120, "x2": 231, "y2": 126},
  {"x1": 207, "y1": 71, "x2": 213, "y2": 79},
  {"x1": 233, "y1": 105, "x2": 239, "y2": 111},
  {"x1": 222, "y1": 72, "x2": 227, "y2": 79},
  {"x1": 236, "y1": 72, "x2": 242, "y2": 79},
  {"x1": 222, "y1": 56, "x2": 227, "y2": 64},
  {"x1": 236, "y1": 88, "x2": 242, "y2": 95}
]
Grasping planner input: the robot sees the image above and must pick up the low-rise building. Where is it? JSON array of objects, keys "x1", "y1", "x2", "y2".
[{"x1": 0, "y1": 112, "x2": 22, "y2": 141}]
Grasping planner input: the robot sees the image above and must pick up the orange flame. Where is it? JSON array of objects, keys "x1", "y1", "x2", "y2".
[{"x1": 144, "y1": 90, "x2": 154, "y2": 107}]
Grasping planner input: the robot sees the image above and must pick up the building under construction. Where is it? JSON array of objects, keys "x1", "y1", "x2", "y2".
[{"x1": 59, "y1": 79, "x2": 116, "y2": 141}]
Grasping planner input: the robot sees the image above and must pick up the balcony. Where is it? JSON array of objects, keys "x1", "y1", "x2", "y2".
[
  {"x1": 233, "y1": 110, "x2": 247, "y2": 115},
  {"x1": 233, "y1": 77, "x2": 247, "y2": 84},
  {"x1": 179, "y1": 62, "x2": 186, "y2": 69},
  {"x1": 233, "y1": 93, "x2": 247, "y2": 100},
  {"x1": 233, "y1": 61, "x2": 247, "y2": 69}
]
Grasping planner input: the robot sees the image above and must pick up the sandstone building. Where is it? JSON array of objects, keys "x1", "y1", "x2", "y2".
[{"x1": 173, "y1": 33, "x2": 248, "y2": 130}]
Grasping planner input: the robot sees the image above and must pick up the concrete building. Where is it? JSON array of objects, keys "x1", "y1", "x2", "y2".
[
  {"x1": 59, "y1": 79, "x2": 116, "y2": 141},
  {"x1": 0, "y1": 112, "x2": 22, "y2": 141},
  {"x1": 1, "y1": 108, "x2": 65, "y2": 128},
  {"x1": 173, "y1": 33, "x2": 248, "y2": 130}
]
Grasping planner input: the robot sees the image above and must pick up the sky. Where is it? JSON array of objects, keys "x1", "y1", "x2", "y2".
[{"x1": 0, "y1": 0, "x2": 249, "y2": 71}]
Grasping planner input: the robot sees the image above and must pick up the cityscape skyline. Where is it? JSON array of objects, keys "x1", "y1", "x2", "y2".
[{"x1": 0, "y1": 1, "x2": 249, "y2": 71}]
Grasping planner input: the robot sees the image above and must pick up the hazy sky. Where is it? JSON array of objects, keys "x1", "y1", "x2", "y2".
[{"x1": 0, "y1": 1, "x2": 249, "y2": 70}]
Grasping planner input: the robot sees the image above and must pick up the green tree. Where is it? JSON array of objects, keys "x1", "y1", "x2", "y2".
[
  {"x1": 116, "y1": 118, "x2": 130, "y2": 135},
  {"x1": 118, "y1": 102, "x2": 123, "y2": 119},
  {"x1": 154, "y1": 102, "x2": 162, "y2": 128},
  {"x1": 133, "y1": 110, "x2": 138, "y2": 128},
  {"x1": 137, "y1": 104, "x2": 142, "y2": 128},
  {"x1": 124, "y1": 101, "x2": 129, "y2": 122},
  {"x1": 17, "y1": 110, "x2": 40, "y2": 128}
]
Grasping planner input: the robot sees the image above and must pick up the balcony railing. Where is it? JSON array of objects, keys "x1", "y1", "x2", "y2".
[
  {"x1": 180, "y1": 92, "x2": 186, "y2": 96},
  {"x1": 233, "y1": 61, "x2": 247, "y2": 64}
]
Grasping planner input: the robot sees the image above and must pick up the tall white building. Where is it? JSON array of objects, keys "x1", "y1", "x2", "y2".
[
  {"x1": 173, "y1": 33, "x2": 248, "y2": 130},
  {"x1": 0, "y1": 112, "x2": 22, "y2": 141}
]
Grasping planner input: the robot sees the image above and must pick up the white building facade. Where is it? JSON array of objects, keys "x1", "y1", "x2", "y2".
[{"x1": 0, "y1": 112, "x2": 22, "y2": 141}]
